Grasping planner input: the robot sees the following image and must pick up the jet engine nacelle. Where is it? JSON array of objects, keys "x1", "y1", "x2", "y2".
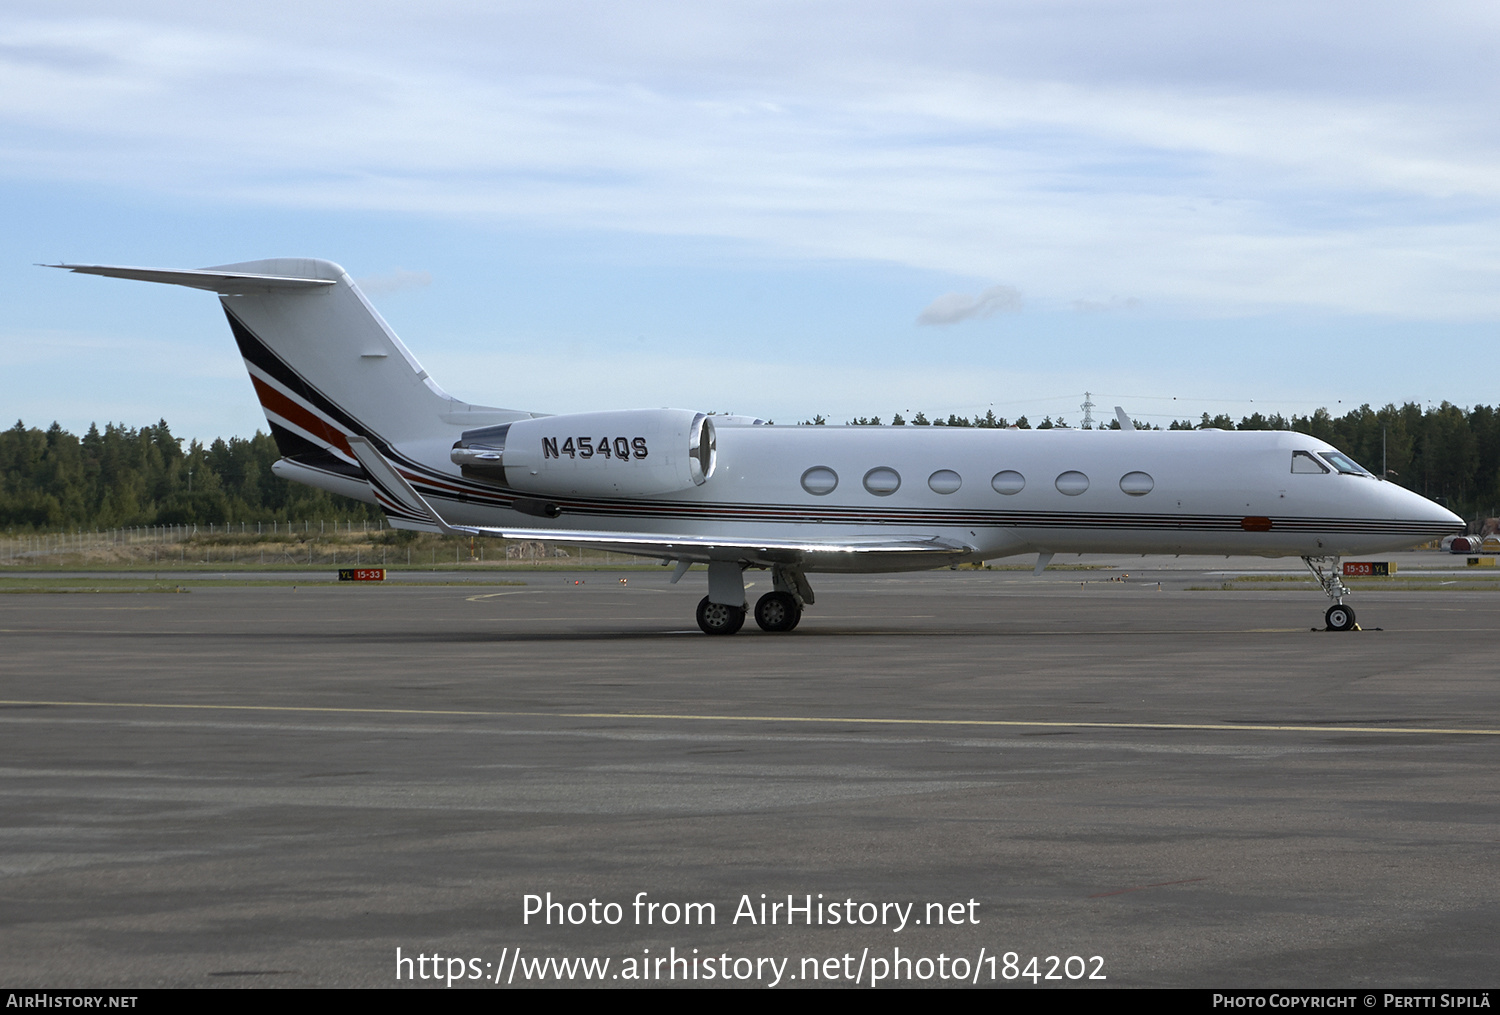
[{"x1": 452, "y1": 408, "x2": 716, "y2": 498}]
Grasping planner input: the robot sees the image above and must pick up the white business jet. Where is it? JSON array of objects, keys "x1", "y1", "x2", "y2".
[{"x1": 52, "y1": 258, "x2": 1462, "y2": 634}]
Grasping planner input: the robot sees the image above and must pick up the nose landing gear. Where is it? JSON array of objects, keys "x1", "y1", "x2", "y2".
[
  {"x1": 1324, "y1": 603, "x2": 1356, "y2": 632},
  {"x1": 1303, "y1": 556, "x2": 1359, "y2": 631}
]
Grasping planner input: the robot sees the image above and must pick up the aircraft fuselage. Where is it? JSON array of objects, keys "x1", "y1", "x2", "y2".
[{"x1": 285, "y1": 422, "x2": 1458, "y2": 567}]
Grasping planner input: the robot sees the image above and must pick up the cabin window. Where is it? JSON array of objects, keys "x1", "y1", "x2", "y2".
[
  {"x1": 863, "y1": 467, "x2": 901, "y2": 496},
  {"x1": 1119, "y1": 471, "x2": 1154, "y2": 496},
  {"x1": 991, "y1": 470, "x2": 1025, "y2": 495},
  {"x1": 800, "y1": 466, "x2": 839, "y2": 495},
  {"x1": 1055, "y1": 471, "x2": 1089, "y2": 496},
  {"x1": 1291, "y1": 451, "x2": 1329, "y2": 474},
  {"x1": 1318, "y1": 451, "x2": 1370, "y2": 476},
  {"x1": 928, "y1": 470, "x2": 962, "y2": 494}
]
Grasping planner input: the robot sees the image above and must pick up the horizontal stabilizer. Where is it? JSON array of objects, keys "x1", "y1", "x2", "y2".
[{"x1": 46, "y1": 263, "x2": 335, "y2": 295}]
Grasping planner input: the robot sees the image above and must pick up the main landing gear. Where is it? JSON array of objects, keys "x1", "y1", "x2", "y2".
[
  {"x1": 689, "y1": 560, "x2": 813, "y2": 635},
  {"x1": 1302, "y1": 556, "x2": 1358, "y2": 631},
  {"x1": 696, "y1": 596, "x2": 746, "y2": 635},
  {"x1": 754, "y1": 590, "x2": 801, "y2": 632}
]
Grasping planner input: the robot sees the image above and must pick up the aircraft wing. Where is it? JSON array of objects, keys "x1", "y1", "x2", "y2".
[
  {"x1": 457, "y1": 525, "x2": 974, "y2": 569},
  {"x1": 346, "y1": 437, "x2": 974, "y2": 569}
]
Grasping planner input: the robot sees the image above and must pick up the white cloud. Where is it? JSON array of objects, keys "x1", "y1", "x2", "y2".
[
  {"x1": 3, "y1": 4, "x2": 1500, "y2": 318},
  {"x1": 917, "y1": 284, "x2": 1023, "y2": 325}
]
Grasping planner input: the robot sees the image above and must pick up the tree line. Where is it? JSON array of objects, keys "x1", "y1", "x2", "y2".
[
  {"x1": 0, "y1": 420, "x2": 380, "y2": 532},
  {"x1": 5, "y1": 401, "x2": 1498, "y2": 531}
]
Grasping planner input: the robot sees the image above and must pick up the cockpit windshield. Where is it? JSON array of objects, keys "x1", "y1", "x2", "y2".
[{"x1": 1318, "y1": 451, "x2": 1371, "y2": 476}]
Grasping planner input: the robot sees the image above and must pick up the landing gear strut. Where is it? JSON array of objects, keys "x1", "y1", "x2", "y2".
[
  {"x1": 1303, "y1": 556, "x2": 1357, "y2": 631},
  {"x1": 694, "y1": 560, "x2": 748, "y2": 635},
  {"x1": 677, "y1": 560, "x2": 813, "y2": 634},
  {"x1": 756, "y1": 565, "x2": 813, "y2": 633}
]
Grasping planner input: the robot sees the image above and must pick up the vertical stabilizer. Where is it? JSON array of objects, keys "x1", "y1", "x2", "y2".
[
  {"x1": 51, "y1": 258, "x2": 524, "y2": 484},
  {"x1": 207, "y1": 258, "x2": 456, "y2": 464}
]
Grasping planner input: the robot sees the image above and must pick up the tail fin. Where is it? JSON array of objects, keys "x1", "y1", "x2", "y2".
[{"x1": 52, "y1": 258, "x2": 526, "y2": 492}]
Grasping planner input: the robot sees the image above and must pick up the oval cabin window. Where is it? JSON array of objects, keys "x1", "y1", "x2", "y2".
[
  {"x1": 800, "y1": 466, "x2": 839, "y2": 496},
  {"x1": 991, "y1": 470, "x2": 1025, "y2": 495},
  {"x1": 1055, "y1": 471, "x2": 1089, "y2": 496},
  {"x1": 1119, "y1": 471, "x2": 1154, "y2": 496},
  {"x1": 928, "y1": 470, "x2": 962, "y2": 495},
  {"x1": 863, "y1": 467, "x2": 901, "y2": 496}
]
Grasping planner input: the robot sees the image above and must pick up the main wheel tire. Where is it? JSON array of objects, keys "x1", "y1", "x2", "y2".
[
  {"x1": 696, "y1": 596, "x2": 746, "y2": 635},
  {"x1": 754, "y1": 590, "x2": 802, "y2": 632},
  {"x1": 1325, "y1": 604, "x2": 1356, "y2": 631}
]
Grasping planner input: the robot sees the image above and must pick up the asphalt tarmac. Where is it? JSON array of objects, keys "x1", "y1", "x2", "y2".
[{"x1": 1, "y1": 564, "x2": 1496, "y2": 988}]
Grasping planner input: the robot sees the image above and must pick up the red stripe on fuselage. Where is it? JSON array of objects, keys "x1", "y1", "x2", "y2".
[{"x1": 250, "y1": 375, "x2": 353, "y2": 457}]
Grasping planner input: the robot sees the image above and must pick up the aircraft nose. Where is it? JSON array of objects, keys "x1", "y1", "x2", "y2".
[{"x1": 1390, "y1": 482, "x2": 1463, "y2": 529}]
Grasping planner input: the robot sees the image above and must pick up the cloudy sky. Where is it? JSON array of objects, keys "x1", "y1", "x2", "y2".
[{"x1": 3, "y1": 1, "x2": 1498, "y2": 438}]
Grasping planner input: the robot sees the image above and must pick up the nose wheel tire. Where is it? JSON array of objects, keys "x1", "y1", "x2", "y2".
[
  {"x1": 754, "y1": 591, "x2": 802, "y2": 632},
  {"x1": 696, "y1": 596, "x2": 746, "y2": 635},
  {"x1": 1325, "y1": 604, "x2": 1356, "y2": 632}
]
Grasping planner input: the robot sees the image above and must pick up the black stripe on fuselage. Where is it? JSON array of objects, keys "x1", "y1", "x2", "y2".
[
  {"x1": 422, "y1": 489, "x2": 1455, "y2": 539},
  {"x1": 283, "y1": 457, "x2": 430, "y2": 525},
  {"x1": 404, "y1": 461, "x2": 1457, "y2": 536}
]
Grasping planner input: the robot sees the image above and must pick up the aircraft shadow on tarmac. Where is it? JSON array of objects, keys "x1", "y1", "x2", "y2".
[{"x1": 73, "y1": 624, "x2": 1326, "y2": 644}]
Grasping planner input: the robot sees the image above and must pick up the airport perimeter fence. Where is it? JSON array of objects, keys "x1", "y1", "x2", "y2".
[{"x1": 0, "y1": 519, "x2": 654, "y2": 569}]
